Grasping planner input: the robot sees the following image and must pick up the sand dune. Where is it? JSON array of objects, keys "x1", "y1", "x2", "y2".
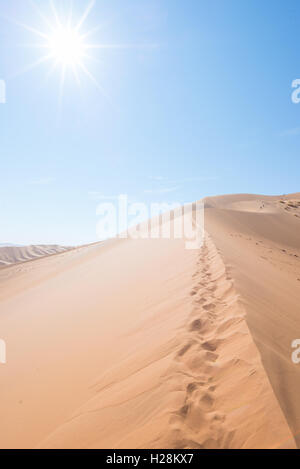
[
  {"x1": 0, "y1": 193, "x2": 299, "y2": 448},
  {"x1": 205, "y1": 193, "x2": 300, "y2": 448},
  {"x1": 0, "y1": 245, "x2": 72, "y2": 267}
]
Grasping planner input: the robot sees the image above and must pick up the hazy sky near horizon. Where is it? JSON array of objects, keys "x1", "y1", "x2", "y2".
[{"x1": 1, "y1": 0, "x2": 300, "y2": 245}]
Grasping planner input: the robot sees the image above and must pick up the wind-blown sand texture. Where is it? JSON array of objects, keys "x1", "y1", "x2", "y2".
[
  {"x1": 0, "y1": 193, "x2": 299, "y2": 449},
  {"x1": 0, "y1": 245, "x2": 72, "y2": 267}
]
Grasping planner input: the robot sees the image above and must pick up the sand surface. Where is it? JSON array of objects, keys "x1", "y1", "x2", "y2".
[
  {"x1": 0, "y1": 193, "x2": 299, "y2": 449},
  {"x1": 0, "y1": 245, "x2": 72, "y2": 267}
]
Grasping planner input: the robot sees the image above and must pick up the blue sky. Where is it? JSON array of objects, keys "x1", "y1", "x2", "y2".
[{"x1": 0, "y1": 0, "x2": 300, "y2": 245}]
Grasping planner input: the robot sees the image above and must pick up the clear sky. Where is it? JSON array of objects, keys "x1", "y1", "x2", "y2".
[{"x1": 1, "y1": 0, "x2": 300, "y2": 245}]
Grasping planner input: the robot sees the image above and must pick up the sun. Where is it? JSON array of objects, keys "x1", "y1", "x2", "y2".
[
  {"x1": 10, "y1": 0, "x2": 153, "y2": 104},
  {"x1": 48, "y1": 26, "x2": 85, "y2": 66},
  {"x1": 12, "y1": 0, "x2": 107, "y2": 99}
]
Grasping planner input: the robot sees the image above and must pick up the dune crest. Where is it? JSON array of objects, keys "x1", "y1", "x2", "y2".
[
  {"x1": 0, "y1": 193, "x2": 299, "y2": 448},
  {"x1": 40, "y1": 235, "x2": 294, "y2": 449}
]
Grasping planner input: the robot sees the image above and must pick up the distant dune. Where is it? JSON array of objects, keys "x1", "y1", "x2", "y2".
[
  {"x1": 0, "y1": 245, "x2": 72, "y2": 267},
  {"x1": 0, "y1": 193, "x2": 299, "y2": 449},
  {"x1": 0, "y1": 244, "x2": 22, "y2": 247}
]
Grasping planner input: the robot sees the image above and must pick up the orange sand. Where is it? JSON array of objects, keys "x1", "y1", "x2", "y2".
[{"x1": 0, "y1": 193, "x2": 299, "y2": 449}]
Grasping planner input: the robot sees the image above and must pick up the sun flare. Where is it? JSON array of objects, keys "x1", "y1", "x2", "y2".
[
  {"x1": 48, "y1": 26, "x2": 85, "y2": 66},
  {"x1": 11, "y1": 0, "x2": 152, "y2": 106},
  {"x1": 13, "y1": 0, "x2": 107, "y2": 101}
]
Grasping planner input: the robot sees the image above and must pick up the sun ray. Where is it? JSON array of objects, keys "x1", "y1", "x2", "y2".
[
  {"x1": 82, "y1": 53, "x2": 102, "y2": 65},
  {"x1": 59, "y1": 64, "x2": 66, "y2": 102},
  {"x1": 17, "y1": 43, "x2": 49, "y2": 49},
  {"x1": 77, "y1": 61, "x2": 116, "y2": 108},
  {"x1": 50, "y1": 0, "x2": 61, "y2": 28},
  {"x1": 67, "y1": 0, "x2": 74, "y2": 28},
  {"x1": 75, "y1": 0, "x2": 96, "y2": 32},
  {"x1": 84, "y1": 43, "x2": 159, "y2": 50},
  {"x1": 1, "y1": 14, "x2": 49, "y2": 40},
  {"x1": 8, "y1": 0, "x2": 147, "y2": 113},
  {"x1": 77, "y1": 61, "x2": 99, "y2": 87},
  {"x1": 77, "y1": 61, "x2": 110, "y2": 99},
  {"x1": 10, "y1": 54, "x2": 53, "y2": 79},
  {"x1": 44, "y1": 59, "x2": 60, "y2": 85},
  {"x1": 80, "y1": 24, "x2": 104, "y2": 40},
  {"x1": 29, "y1": 0, "x2": 55, "y2": 32},
  {"x1": 57, "y1": 63, "x2": 67, "y2": 123},
  {"x1": 71, "y1": 64, "x2": 81, "y2": 86}
]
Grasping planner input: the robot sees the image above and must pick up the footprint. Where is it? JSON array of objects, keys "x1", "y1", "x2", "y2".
[
  {"x1": 202, "y1": 340, "x2": 218, "y2": 352},
  {"x1": 197, "y1": 281, "x2": 206, "y2": 287},
  {"x1": 208, "y1": 312, "x2": 217, "y2": 321},
  {"x1": 211, "y1": 412, "x2": 225, "y2": 423},
  {"x1": 186, "y1": 382, "x2": 198, "y2": 395},
  {"x1": 177, "y1": 342, "x2": 194, "y2": 357},
  {"x1": 199, "y1": 392, "x2": 214, "y2": 410},
  {"x1": 189, "y1": 319, "x2": 202, "y2": 332},
  {"x1": 179, "y1": 404, "x2": 190, "y2": 418},
  {"x1": 205, "y1": 351, "x2": 218, "y2": 362},
  {"x1": 196, "y1": 297, "x2": 207, "y2": 305},
  {"x1": 203, "y1": 303, "x2": 216, "y2": 311}
]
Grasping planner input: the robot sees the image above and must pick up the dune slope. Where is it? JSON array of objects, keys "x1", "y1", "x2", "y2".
[
  {"x1": 0, "y1": 194, "x2": 298, "y2": 448},
  {"x1": 0, "y1": 245, "x2": 72, "y2": 267},
  {"x1": 205, "y1": 193, "x2": 300, "y2": 447}
]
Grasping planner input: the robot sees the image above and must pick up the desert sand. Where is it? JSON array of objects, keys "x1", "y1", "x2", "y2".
[
  {"x1": 0, "y1": 245, "x2": 72, "y2": 267},
  {"x1": 0, "y1": 193, "x2": 299, "y2": 449}
]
